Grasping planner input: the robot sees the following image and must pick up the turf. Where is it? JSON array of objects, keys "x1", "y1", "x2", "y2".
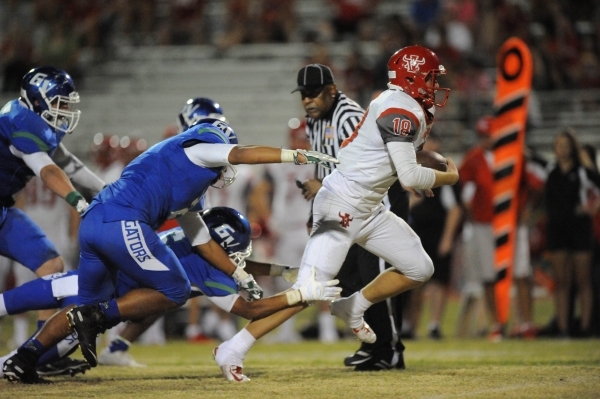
[
  {"x1": 1, "y1": 295, "x2": 597, "y2": 398},
  {"x1": 0, "y1": 338, "x2": 598, "y2": 399}
]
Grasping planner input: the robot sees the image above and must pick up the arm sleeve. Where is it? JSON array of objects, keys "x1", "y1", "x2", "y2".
[
  {"x1": 184, "y1": 143, "x2": 236, "y2": 167},
  {"x1": 53, "y1": 144, "x2": 106, "y2": 193},
  {"x1": 178, "y1": 211, "x2": 211, "y2": 246},
  {"x1": 387, "y1": 141, "x2": 435, "y2": 189},
  {"x1": 20, "y1": 150, "x2": 56, "y2": 176}
]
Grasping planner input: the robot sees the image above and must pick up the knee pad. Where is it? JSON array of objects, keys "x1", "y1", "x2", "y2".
[{"x1": 397, "y1": 250, "x2": 434, "y2": 282}]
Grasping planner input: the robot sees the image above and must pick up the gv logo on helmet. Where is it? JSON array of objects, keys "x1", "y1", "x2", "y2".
[
  {"x1": 402, "y1": 55, "x2": 426, "y2": 73},
  {"x1": 214, "y1": 224, "x2": 240, "y2": 248},
  {"x1": 29, "y1": 73, "x2": 53, "y2": 93}
]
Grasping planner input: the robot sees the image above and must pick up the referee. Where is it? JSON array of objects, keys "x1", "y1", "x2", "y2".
[{"x1": 293, "y1": 64, "x2": 407, "y2": 370}]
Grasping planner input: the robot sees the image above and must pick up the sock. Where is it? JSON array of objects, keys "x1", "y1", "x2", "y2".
[
  {"x1": 22, "y1": 337, "x2": 46, "y2": 360},
  {"x1": 99, "y1": 299, "x2": 121, "y2": 326},
  {"x1": 109, "y1": 336, "x2": 131, "y2": 353},
  {"x1": 428, "y1": 321, "x2": 440, "y2": 331},
  {"x1": 344, "y1": 291, "x2": 373, "y2": 328},
  {"x1": 226, "y1": 329, "x2": 256, "y2": 360},
  {"x1": 37, "y1": 331, "x2": 79, "y2": 365}
]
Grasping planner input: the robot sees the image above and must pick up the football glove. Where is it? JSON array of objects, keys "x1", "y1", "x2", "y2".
[
  {"x1": 294, "y1": 149, "x2": 339, "y2": 169},
  {"x1": 232, "y1": 266, "x2": 263, "y2": 301},
  {"x1": 285, "y1": 267, "x2": 341, "y2": 305}
]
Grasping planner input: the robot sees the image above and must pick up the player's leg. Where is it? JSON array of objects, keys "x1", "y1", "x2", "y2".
[
  {"x1": 0, "y1": 207, "x2": 65, "y2": 323},
  {"x1": 70, "y1": 209, "x2": 190, "y2": 367},
  {"x1": 340, "y1": 246, "x2": 402, "y2": 370},
  {"x1": 0, "y1": 271, "x2": 76, "y2": 316},
  {"x1": 215, "y1": 189, "x2": 355, "y2": 381},
  {"x1": 331, "y1": 209, "x2": 433, "y2": 341}
]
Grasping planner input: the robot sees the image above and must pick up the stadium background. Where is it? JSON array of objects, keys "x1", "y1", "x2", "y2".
[
  {"x1": 0, "y1": 2, "x2": 599, "y2": 394},
  {"x1": 1, "y1": 0, "x2": 599, "y2": 162}
]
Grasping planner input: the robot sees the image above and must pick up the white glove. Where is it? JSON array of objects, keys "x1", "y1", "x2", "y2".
[
  {"x1": 285, "y1": 267, "x2": 342, "y2": 305},
  {"x1": 269, "y1": 263, "x2": 299, "y2": 283},
  {"x1": 75, "y1": 198, "x2": 89, "y2": 215},
  {"x1": 294, "y1": 149, "x2": 339, "y2": 169},
  {"x1": 231, "y1": 266, "x2": 263, "y2": 301}
]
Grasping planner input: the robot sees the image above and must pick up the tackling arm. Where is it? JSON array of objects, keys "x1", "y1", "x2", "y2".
[{"x1": 53, "y1": 144, "x2": 106, "y2": 193}]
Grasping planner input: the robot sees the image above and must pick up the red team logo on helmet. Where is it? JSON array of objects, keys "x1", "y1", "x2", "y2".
[
  {"x1": 338, "y1": 211, "x2": 354, "y2": 228},
  {"x1": 402, "y1": 54, "x2": 426, "y2": 74},
  {"x1": 387, "y1": 45, "x2": 450, "y2": 108}
]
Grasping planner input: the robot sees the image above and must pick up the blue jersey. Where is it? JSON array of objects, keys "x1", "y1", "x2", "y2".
[
  {"x1": 1, "y1": 227, "x2": 237, "y2": 317},
  {"x1": 158, "y1": 227, "x2": 237, "y2": 297},
  {"x1": 0, "y1": 99, "x2": 63, "y2": 200},
  {"x1": 91, "y1": 123, "x2": 229, "y2": 230}
]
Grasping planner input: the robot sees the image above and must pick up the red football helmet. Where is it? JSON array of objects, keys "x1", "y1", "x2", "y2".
[{"x1": 387, "y1": 45, "x2": 450, "y2": 108}]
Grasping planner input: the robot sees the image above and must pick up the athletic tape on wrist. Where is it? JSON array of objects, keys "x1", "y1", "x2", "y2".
[
  {"x1": 281, "y1": 149, "x2": 297, "y2": 163},
  {"x1": 285, "y1": 290, "x2": 302, "y2": 306}
]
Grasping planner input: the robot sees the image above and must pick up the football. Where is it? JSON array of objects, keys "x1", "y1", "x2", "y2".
[{"x1": 416, "y1": 150, "x2": 447, "y2": 171}]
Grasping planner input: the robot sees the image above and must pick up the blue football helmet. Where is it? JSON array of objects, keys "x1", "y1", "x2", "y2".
[
  {"x1": 177, "y1": 97, "x2": 226, "y2": 133},
  {"x1": 20, "y1": 66, "x2": 81, "y2": 134},
  {"x1": 201, "y1": 207, "x2": 252, "y2": 268}
]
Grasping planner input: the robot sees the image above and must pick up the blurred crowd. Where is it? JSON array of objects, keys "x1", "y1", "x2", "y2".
[{"x1": 1, "y1": 0, "x2": 600, "y2": 95}]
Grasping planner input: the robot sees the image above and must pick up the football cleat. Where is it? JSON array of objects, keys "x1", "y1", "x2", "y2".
[
  {"x1": 330, "y1": 298, "x2": 377, "y2": 344},
  {"x1": 98, "y1": 348, "x2": 146, "y2": 367},
  {"x1": 354, "y1": 350, "x2": 401, "y2": 372},
  {"x1": 212, "y1": 347, "x2": 250, "y2": 383},
  {"x1": 36, "y1": 357, "x2": 91, "y2": 377},
  {"x1": 3, "y1": 350, "x2": 52, "y2": 384},
  {"x1": 343, "y1": 350, "x2": 372, "y2": 367},
  {"x1": 67, "y1": 305, "x2": 109, "y2": 367}
]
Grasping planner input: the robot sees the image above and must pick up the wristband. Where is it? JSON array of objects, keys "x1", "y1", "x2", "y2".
[
  {"x1": 65, "y1": 191, "x2": 85, "y2": 208},
  {"x1": 285, "y1": 289, "x2": 302, "y2": 306},
  {"x1": 281, "y1": 149, "x2": 297, "y2": 163},
  {"x1": 231, "y1": 265, "x2": 249, "y2": 282}
]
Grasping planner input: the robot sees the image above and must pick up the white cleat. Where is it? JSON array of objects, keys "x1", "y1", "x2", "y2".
[
  {"x1": 330, "y1": 298, "x2": 377, "y2": 344},
  {"x1": 212, "y1": 347, "x2": 250, "y2": 383},
  {"x1": 98, "y1": 348, "x2": 146, "y2": 367}
]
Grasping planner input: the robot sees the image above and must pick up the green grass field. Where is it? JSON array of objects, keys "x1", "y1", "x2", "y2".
[{"x1": 0, "y1": 297, "x2": 598, "y2": 398}]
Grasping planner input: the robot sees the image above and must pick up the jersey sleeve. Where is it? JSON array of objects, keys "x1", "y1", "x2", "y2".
[
  {"x1": 376, "y1": 107, "x2": 421, "y2": 144},
  {"x1": 183, "y1": 125, "x2": 232, "y2": 146},
  {"x1": 9, "y1": 113, "x2": 57, "y2": 155}
]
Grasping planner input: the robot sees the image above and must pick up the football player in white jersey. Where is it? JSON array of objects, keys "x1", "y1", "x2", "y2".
[{"x1": 214, "y1": 45, "x2": 460, "y2": 381}]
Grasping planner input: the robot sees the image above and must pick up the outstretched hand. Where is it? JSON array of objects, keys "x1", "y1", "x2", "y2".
[
  {"x1": 298, "y1": 266, "x2": 342, "y2": 303},
  {"x1": 294, "y1": 149, "x2": 339, "y2": 169}
]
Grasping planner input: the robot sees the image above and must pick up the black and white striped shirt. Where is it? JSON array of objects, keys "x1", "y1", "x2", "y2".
[{"x1": 306, "y1": 92, "x2": 365, "y2": 180}]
